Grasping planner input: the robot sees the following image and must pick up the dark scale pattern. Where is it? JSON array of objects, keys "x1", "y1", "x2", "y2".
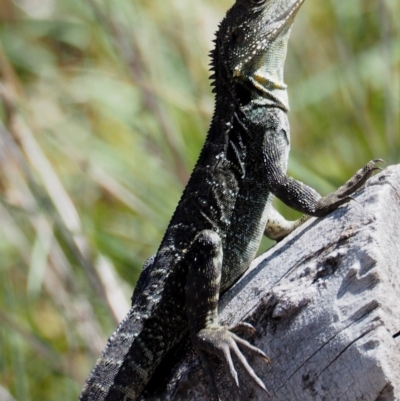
[{"x1": 79, "y1": 0, "x2": 381, "y2": 400}]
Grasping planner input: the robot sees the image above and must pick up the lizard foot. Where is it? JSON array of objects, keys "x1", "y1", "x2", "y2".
[
  {"x1": 264, "y1": 207, "x2": 311, "y2": 241},
  {"x1": 193, "y1": 324, "x2": 270, "y2": 400},
  {"x1": 315, "y1": 158, "x2": 383, "y2": 215}
]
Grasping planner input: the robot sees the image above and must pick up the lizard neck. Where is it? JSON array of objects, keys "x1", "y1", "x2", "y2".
[{"x1": 213, "y1": 54, "x2": 290, "y2": 113}]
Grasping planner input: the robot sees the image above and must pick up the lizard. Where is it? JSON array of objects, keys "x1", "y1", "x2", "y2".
[{"x1": 79, "y1": 0, "x2": 381, "y2": 400}]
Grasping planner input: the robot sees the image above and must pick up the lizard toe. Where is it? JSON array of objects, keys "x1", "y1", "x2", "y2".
[
  {"x1": 229, "y1": 322, "x2": 257, "y2": 337},
  {"x1": 194, "y1": 326, "x2": 270, "y2": 399}
]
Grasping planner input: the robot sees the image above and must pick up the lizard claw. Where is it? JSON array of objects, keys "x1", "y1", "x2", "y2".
[
  {"x1": 371, "y1": 159, "x2": 384, "y2": 172},
  {"x1": 193, "y1": 325, "x2": 270, "y2": 400},
  {"x1": 336, "y1": 158, "x2": 384, "y2": 197},
  {"x1": 229, "y1": 322, "x2": 257, "y2": 337},
  {"x1": 314, "y1": 158, "x2": 384, "y2": 216}
]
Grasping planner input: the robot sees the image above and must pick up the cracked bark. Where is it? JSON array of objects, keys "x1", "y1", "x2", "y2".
[{"x1": 141, "y1": 164, "x2": 400, "y2": 401}]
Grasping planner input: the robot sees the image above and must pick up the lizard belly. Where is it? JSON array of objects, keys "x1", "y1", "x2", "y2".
[{"x1": 221, "y1": 186, "x2": 273, "y2": 290}]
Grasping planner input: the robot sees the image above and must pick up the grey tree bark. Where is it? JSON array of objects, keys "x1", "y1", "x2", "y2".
[{"x1": 142, "y1": 164, "x2": 400, "y2": 401}]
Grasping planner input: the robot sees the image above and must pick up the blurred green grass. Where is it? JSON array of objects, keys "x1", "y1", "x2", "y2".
[{"x1": 0, "y1": 0, "x2": 398, "y2": 399}]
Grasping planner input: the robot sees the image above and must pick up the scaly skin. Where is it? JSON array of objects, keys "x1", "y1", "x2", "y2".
[{"x1": 79, "y1": 0, "x2": 381, "y2": 400}]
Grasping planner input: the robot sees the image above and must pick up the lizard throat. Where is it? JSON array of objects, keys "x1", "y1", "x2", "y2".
[
  {"x1": 248, "y1": 73, "x2": 289, "y2": 111},
  {"x1": 232, "y1": 26, "x2": 292, "y2": 111}
]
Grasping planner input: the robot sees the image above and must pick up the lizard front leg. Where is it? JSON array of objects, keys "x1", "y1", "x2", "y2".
[
  {"x1": 269, "y1": 158, "x2": 382, "y2": 217},
  {"x1": 185, "y1": 230, "x2": 270, "y2": 400},
  {"x1": 264, "y1": 127, "x2": 382, "y2": 217}
]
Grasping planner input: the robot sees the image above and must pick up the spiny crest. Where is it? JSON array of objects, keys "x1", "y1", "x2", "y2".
[{"x1": 208, "y1": 43, "x2": 217, "y2": 93}]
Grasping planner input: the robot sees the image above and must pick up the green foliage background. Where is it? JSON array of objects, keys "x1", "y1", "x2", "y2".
[{"x1": 0, "y1": 0, "x2": 398, "y2": 399}]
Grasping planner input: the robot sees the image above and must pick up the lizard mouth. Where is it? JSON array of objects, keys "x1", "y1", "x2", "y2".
[{"x1": 265, "y1": 0, "x2": 306, "y2": 40}]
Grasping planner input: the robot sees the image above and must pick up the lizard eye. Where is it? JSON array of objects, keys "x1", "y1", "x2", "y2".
[{"x1": 232, "y1": 28, "x2": 245, "y2": 44}]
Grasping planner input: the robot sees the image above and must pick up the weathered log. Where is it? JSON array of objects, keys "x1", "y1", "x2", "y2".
[{"x1": 142, "y1": 164, "x2": 400, "y2": 401}]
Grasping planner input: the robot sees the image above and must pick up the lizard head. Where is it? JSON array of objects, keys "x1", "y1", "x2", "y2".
[{"x1": 211, "y1": 0, "x2": 305, "y2": 109}]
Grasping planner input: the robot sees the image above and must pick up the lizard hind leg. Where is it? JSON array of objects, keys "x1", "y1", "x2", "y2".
[{"x1": 185, "y1": 230, "x2": 270, "y2": 400}]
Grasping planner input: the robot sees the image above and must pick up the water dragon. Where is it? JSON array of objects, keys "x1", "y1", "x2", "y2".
[{"x1": 79, "y1": 0, "x2": 380, "y2": 399}]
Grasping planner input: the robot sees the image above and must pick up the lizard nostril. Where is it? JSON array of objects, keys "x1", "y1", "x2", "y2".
[{"x1": 232, "y1": 28, "x2": 245, "y2": 44}]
